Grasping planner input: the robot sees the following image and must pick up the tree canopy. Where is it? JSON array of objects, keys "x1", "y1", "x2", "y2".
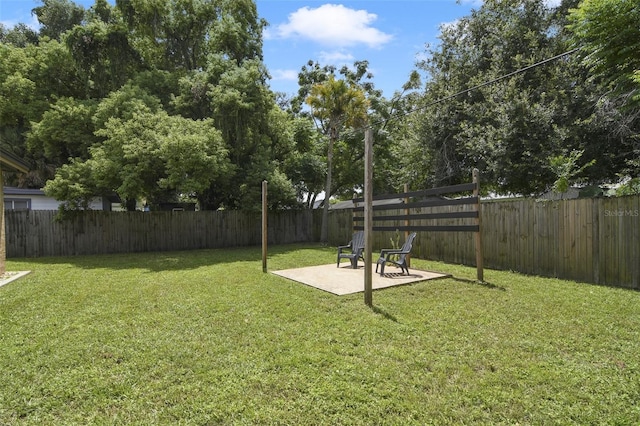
[
  {"x1": 569, "y1": 0, "x2": 640, "y2": 107},
  {"x1": 395, "y1": 0, "x2": 638, "y2": 196},
  {"x1": 1, "y1": 0, "x2": 638, "y2": 214}
]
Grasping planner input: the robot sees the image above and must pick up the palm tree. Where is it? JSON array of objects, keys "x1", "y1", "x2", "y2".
[{"x1": 306, "y1": 75, "x2": 368, "y2": 242}]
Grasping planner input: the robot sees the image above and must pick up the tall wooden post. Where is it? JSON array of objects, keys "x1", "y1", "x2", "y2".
[
  {"x1": 404, "y1": 183, "x2": 410, "y2": 268},
  {"x1": 262, "y1": 180, "x2": 268, "y2": 273},
  {"x1": 473, "y1": 169, "x2": 484, "y2": 282},
  {"x1": 364, "y1": 128, "x2": 373, "y2": 306},
  {"x1": 1, "y1": 152, "x2": 28, "y2": 276},
  {"x1": 0, "y1": 167, "x2": 5, "y2": 275},
  {"x1": 352, "y1": 193, "x2": 358, "y2": 227}
]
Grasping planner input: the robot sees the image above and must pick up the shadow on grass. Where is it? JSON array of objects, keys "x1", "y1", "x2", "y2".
[
  {"x1": 372, "y1": 305, "x2": 399, "y2": 322},
  {"x1": 451, "y1": 276, "x2": 506, "y2": 291},
  {"x1": 14, "y1": 243, "x2": 332, "y2": 274}
]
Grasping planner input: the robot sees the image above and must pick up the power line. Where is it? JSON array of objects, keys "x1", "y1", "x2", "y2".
[{"x1": 368, "y1": 47, "x2": 581, "y2": 130}]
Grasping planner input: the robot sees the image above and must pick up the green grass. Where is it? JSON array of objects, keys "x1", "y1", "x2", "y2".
[{"x1": 1, "y1": 244, "x2": 639, "y2": 425}]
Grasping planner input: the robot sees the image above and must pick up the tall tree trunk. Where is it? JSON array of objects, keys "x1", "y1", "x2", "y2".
[{"x1": 320, "y1": 129, "x2": 336, "y2": 242}]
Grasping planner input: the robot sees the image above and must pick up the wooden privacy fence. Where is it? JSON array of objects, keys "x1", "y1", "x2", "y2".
[
  {"x1": 4, "y1": 195, "x2": 639, "y2": 289},
  {"x1": 327, "y1": 194, "x2": 639, "y2": 290},
  {"x1": 5, "y1": 209, "x2": 320, "y2": 258},
  {"x1": 479, "y1": 196, "x2": 639, "y2": 289}
]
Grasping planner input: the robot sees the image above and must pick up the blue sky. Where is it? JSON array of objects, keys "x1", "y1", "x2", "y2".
[{"x1": 1, "y1": 0, "x2": 480, "y2": 98}]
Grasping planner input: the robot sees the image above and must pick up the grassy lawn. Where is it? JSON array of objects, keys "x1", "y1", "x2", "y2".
[{"x1": 1, "y1": 244, "x2": 639, "y2": 425}]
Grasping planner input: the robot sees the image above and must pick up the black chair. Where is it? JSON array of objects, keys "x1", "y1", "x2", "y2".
[
  {"x1": 376, "y1": 232, "x2": 417, "y2": 275},
  {"x1": 337, "y1": 231, "x2": 365, "y2": 269}
]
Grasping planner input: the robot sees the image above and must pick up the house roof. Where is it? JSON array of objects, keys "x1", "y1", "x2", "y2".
[
  {"x1": 0, "y1": 148, "x2": 29, "y2": 173},
  {"x1": 3, "y1": 187, "x2": 45, "y2": 196}
]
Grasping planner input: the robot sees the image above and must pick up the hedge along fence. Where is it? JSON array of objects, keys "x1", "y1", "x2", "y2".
[{"x1": 5, "y1": 209, "x2": 321, "y2": 258}]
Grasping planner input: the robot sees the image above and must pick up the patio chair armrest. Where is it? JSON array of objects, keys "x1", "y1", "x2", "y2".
[
  {"x1": 378, "y1": 249, "x2": 401, "y2": 257},
  {"x1": 337, "y1": 244, "x2": 351, "y2": 251}
]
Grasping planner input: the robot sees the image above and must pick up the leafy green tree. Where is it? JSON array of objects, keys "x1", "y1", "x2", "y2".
[
  {"x1": 32, "y1": 0, "x2": 85, "y2": 41},
  {"x1": 0, "y1": 42, "x2": 62, "y2": 186},
  {"x1": 46, "y1": 108, "x2": 231, "y2": 210},
  {"x1": 3, "y1": 0, "x2": 377, "y2": 215},
  {"x1": 174, "y1": 54, "x2": 298, "y2": 210},
  {"x1": 65, "y1": 20, "x2": 144, "y2": 98},
  {"x1": 549, "y1": 150, "x2": 596, "y2": 195},
  {"x1": 26, "y1": 97, "x2": 98, "y2": 165},
  {"x1": 283, "y1": 116, "x2": 327, "y2": 208},
  {"x1": 36, "y1": 38, "x2": 90, "y2": 99},
  {"x1": 1, "y1": 34, "x2": 85, "y2": 138},
  {"x1": 43, "y1": 158, "x2": 101, "y2": 211},
  {"x1": 158, "y1": 116, "x2": 231, "y2": 197},
  {"x1": 569, "y1": 0, "x2": 640, "y2": 107},
  {"x1": 130, "y1": 70, "x2": 180, "y2": 113},
  {"x1": 291, "y1": 59, "x2": 404, "y2": 217},
  {"x1": 116, "y1": 0, "x2": 265, "y2": 71},
  {"x1": 371, "y1": 71, "x2": 424, "y2": 192},
  {"x1": 208, "y1": 59, "x2": 272, "y2": 163},
  {"x1": 404, "y1": 0, "x2": 635, "y2": 195},
  {"x1": 568, "y1": 0, "x2": 640, "y2": 187},
  {"x1": 0, "y1": 44, "x2": 44, "y2": 129},
  {"x1": 0, "y1": 23, "x2": 39, "y2": 47},
  {"x1": 92, "y1": 83, "x2": 163, "y2": 130}
]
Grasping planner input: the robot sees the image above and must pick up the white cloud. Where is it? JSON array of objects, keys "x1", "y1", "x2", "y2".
[
  {"x1": 274, "y1": 4, "x2": 393, "y2": 48},
  {"x1": 318, "y1": 50, "x2": 355, "y2": 65},
  {"x1": 270, "y1": 69, "x2": 299, "y2": 81},
  {"x1": 458, "y1": 0, "x2": 484, "y2": 7},
  {"x1": 1, "y1": 14, "x2": 40, "y2": 30},
  {"x1": 439, "y1": 18, "x2": 461, "y2": 32}
]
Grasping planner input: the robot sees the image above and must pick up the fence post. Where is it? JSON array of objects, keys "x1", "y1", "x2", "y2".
[
  {"x1": 473, "y1": 169, "x2": 484, "y2": 282},
  {"x1": 364, "y1": 128, "x2": 373, "y2": 307},
  {"x1": 262, "y1": 180, "x2": 268, "y2": 273},
  {"x1": 404, "y1": 183, "x2": 410, "y2": 268},
  {"x1": 352, "y1": 192, "x2": 358, "y2": 234},
  {"x1": 0, "y1": 169, "x2": 5, "y2": 275}
]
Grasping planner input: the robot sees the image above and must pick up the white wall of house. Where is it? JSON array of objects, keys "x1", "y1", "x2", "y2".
[{"x1": 3, "y1": 188, "x2": 106, "y2": 211}]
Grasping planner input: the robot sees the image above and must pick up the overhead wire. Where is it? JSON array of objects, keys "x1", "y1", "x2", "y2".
[{"x1": 363, "y1": 47, "x2": 582, "y2": 131}]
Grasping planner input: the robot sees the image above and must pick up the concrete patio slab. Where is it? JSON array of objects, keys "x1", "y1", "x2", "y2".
[
  {"x1": 271, "y1": 263, "x2": 450, "y2": 295},
  {"x1": 0, "y1": 271, "x2": 31, "y2": 288}
]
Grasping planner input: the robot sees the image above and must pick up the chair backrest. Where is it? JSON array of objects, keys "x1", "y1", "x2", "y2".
[
  {"x1": 398, "y1": 232, "x2": 417, "y2": 262},
  {"x1": 352, "y1": 230, "x2": 365, "y2": 250}
]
